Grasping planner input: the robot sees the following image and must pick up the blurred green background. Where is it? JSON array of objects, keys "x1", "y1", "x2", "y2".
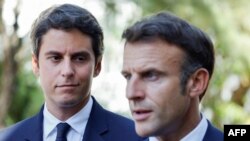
[{"x1": 0, "y1": 0, "x2": 250, "y2": 130}]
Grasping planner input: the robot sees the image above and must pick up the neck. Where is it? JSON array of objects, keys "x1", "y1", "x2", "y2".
[
  {"x1": 159, "y1": 98, "x2": 201, "y2": 141},
  {"x1": 47, "y1": 96, "x2": 90, "y2": 121}
]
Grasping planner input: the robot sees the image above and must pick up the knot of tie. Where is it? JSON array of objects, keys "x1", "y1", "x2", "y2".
[{"x1": 56, "y1": 123, "x2": 71, "y2": 141}]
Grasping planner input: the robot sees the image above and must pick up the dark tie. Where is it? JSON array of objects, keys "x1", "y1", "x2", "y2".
[{"x1": 56, "y1": 123, "x2": 71, "y2": 141}]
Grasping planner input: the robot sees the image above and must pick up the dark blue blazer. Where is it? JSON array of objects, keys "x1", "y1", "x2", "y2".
[
  {"x1": 203, "y1": 120, "x2": 223, "y2": 141},
  {"x1": 136, "y1": 120, "x2": 223, "y2": 141},
  {"x1": 0, "y1": 97, "x2": 146, "y2": 141}
]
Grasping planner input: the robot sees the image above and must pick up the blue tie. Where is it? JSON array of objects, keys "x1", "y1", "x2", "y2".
[{"x1": 56, "y1": 123, "x2": 71, "y2": 141}]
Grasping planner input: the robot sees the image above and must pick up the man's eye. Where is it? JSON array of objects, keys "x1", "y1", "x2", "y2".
[
  {"x1": 49, "y1": 56, "x2": 61, "y2": 61},
  {"x1": 73, "y1": 56, "x2": 87, "y2": 62},
  {"x1": 123, "y1": 73, "x2": 131, "y2": 81},
  {"x1": 143, "y1": 71, "x2": 159, "y2": 81}
]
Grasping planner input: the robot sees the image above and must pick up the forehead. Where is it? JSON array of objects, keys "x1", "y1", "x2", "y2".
[
  {"x1": 122, "y1": 39, "x2": 185, "y2": 72},
  {"x1": 40, "y1": 29, "x2": 93, "y2": 53}
]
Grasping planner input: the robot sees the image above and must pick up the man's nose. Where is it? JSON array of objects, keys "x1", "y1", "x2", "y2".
[
  {"x1": 126, "y1": 77, "x2": 145, "y2": 100},
  {"x1": 61, "y1": 60, "x2": 74, "y2": 77}
]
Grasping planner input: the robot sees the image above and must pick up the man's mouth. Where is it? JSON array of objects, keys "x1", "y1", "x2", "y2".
[
  {"x1": 57, "y1": 84, "x2": 78, "y2": 87},
  {"x1": 132, "y1": 109, "x2": 152, "y2": 121}
]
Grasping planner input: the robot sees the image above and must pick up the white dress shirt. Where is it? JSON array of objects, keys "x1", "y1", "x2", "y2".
[
  {"x1": 43, "y1": 97, "x2": 93, "y2": 141},
  {"x1": 149, "y1": 115, "x2": 208, "y2": 141}
]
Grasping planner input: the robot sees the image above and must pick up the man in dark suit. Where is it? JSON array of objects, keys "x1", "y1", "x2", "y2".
[
  {"x1": 0, "y1": 4, "x2": 146, "y2": 141},
  {"x1": 121, "y1": 12, "x2": 223, "y2": 141}
]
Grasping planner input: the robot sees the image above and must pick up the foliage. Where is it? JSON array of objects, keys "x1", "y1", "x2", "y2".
[
  {"x1": 0, "y1": 0, "x2": 249, "y2": 129},
  {"x1": 0, "y1": 61, "x2": 2, "y2": 86},
  {"x1": 103, "y1": 0, "x2": 250, "y2": 129},
  {"x1": 0, "y1": 46, "x2": 43, "y2": 125},
  {"x1": 6, "y1": 65, "x2": 43, "y2": 126}
]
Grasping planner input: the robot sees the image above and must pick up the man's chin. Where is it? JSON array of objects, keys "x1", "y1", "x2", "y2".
[
  {"x1": 135, "y1": 125, "x2": 152, "y2": 137},
  {"x1": 58, "y1": 99, "x2": 79, "y2": 108}
]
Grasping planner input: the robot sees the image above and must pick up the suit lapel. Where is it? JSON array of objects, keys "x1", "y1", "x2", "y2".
[
  {"x1": 82, "y1": 97, "x2": 107, "y2": 141},
  {"x1": 22, "y1": 99, "x2": 107, "y2": 141},
  {"x1": 82, "y1": 129, "x2": 105, "y2": 141},
  {"x1": 203, "y1": 120, "x2": 223, "y2": 141},
  {"x1": 22, "y1": 106, "x2": 44, "y2": 141}
]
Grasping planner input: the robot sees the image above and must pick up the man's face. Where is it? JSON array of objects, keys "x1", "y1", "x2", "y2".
[
  {"x1": 122, "y1": 39, "x2": 191, "y2": 137},
  {"x1": 32, "y1": 29, "x2": 101, "y2": 111}
]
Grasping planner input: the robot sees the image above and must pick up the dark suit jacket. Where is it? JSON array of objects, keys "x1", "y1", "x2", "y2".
[
  {"x1": 203, "y1": 120, "x2": 223, "y2": 141},
  {"x1": 141, "y1": 120, "x2": 223, "y2": 141},
  {"x1": 0, "y1": 97, "x2": 146, "y2": 141}
]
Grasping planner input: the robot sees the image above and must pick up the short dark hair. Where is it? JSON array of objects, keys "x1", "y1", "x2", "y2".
[
  {"x1": 122, "y1": 12, "x2": 215, "y2": 96},
  {"x1": 30, "y1": 4, "x2": 104, "y2": 62}
]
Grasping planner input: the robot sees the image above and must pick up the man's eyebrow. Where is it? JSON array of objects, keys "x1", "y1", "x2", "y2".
[
  {"x1": 121, "y1": 67, "x2": 157, "y2": 74},
  {"x1": 45, "y1": 51, "x2": 61, "y2": 56},
  {"x1": 141, "y1": 68, "x2": 158, "y2": 73},
  {"x1": 44, "y1": 51, "x2": 90, "y2": 56},
  {"x1": 71, "y1": 51, "x2": 90, "y2": 56},
  {"x1": 71, "y1": 51, "x2": 91, "y2": 60}
]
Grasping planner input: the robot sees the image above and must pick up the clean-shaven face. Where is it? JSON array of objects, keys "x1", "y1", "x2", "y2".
[
  {"x1": 33, "y1": 29, "x2": 101, "y2": 111},
  {"x1": 122, "y1": 39, "x2": 191, "y2": 137}
]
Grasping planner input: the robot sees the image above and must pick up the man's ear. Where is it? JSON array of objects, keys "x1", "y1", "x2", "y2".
[
  {"x1": 32, "y1": 54, "x2": 39, "y2": 77},
  {"x1": 94, "y1": 56, "x2": 102, "y2": 77},
  {"x1": 187, "y1": 68, "x2": 209, "y2": 98}
]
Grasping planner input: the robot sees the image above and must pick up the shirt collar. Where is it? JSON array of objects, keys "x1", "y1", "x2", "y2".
[
  {"x1": 180, "y1": 114, "x2": 208, "y2": 141},
  {"x1": 43, "y1": 104, "x2": 61, "y2": 139},
  {"x1": 149, "y1": 114, "x2": 208, "y2": 141},
  {"x1": 43, "y1": 97, "x2": 93, "y2": 139},
  {"x1": 66, "y1": 97, "x2": 93, "y2": 136}
]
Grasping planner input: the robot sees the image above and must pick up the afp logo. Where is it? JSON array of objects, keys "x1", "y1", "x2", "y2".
[{"x1": 224, "y1": 125, "x2": 250, "y2": 141}]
